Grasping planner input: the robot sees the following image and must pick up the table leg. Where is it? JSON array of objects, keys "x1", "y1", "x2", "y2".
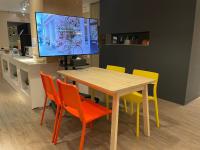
[
  {"x1": 110, "y1": 94, "x2": 120, "y2": 150},
  {"x1": 64, "y1": 76, "x2": 67, "y2": 82},
  {"x1": 142, "y1": 84, "x2": 150, "y2": 136}
]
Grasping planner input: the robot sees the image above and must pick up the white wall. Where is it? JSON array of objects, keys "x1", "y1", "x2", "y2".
[{"x1": 0, "y1": 11, "x2": 29, "y2": 49}]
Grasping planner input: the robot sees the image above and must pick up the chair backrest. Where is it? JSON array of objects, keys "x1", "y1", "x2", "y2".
[
  {"x1": 133, "y1": 69, "x2": 159, "y2": 97},
  {"x1": 57, "y1": 79, "x2": 84, "y2": 121},
  {"x1": 106, "y1": 65, "x2": 126, "y2": 73},
  {"x1": 40, "y1": 72, "x2": 60, "y2": 105}
]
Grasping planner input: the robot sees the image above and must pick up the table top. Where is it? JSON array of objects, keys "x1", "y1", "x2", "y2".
[{"x1": 58, "y1": 67, "x2": 154, "y2": 95}]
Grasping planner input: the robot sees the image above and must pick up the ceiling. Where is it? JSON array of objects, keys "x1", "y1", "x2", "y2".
[
  {"x1": 83, "y1": 0, "x2": 99, "y2": 12},
  {"x1": 83, "y1": 0, "x2": 99, "y2": 3},
  {"x1": 0, "y1": 0, "x2": 23, "y2": 12},
  {"x1": 0, "y1": 0, "x2": 99, "y2": 13}
]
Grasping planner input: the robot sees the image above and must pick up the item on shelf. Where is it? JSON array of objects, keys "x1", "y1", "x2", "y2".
[
  {"x1": 142, "y1": 39, "x2": 150, "y2": 46},
  {"x1": 119, "y1": 36, "x2": 124, "y2": 44},
  {"x1": 112, "y1": 36, "x2": 118, "y2": 44},
  {"x1": 124, "y1": 36, "x2": 130, "y2": 45}
]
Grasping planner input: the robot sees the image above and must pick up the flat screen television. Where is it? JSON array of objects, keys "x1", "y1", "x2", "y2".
[{"x1": 35, "y1": 12, "x2": 99, "y2": 57}]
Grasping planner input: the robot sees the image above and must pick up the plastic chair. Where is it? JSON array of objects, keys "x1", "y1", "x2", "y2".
[
  {"x1": 54, "y1": 79, "x2": 112, "y2": 150},
  {"x1": 40, "y1": 72, "x2": 61, "y2": 143},
  {"x1": 105, "y1": 65, "x2": 126, "y2": 119},
  {"x1": 123, "y1": 69, "x2": 160, "y2": 137},
  {"x1": 106, "y1": 65, "x2": 126, "y2": 73}
]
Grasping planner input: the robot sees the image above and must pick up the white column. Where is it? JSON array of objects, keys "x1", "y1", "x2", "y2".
[{"x1": 30, "y1": 0, "x2": 45, "y2": 61}]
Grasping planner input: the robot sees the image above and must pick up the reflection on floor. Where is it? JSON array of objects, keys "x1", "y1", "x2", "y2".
[{"x1": 0, "y1": 79, "x2": 200, "y2": 150}]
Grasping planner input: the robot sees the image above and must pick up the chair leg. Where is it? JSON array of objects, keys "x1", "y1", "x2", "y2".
[
  {"x1": 154, "y1": 100, "x2": 160, "y2": 128},
  {"x1": 79, "y1": 123, "x2": 87, "y2": 150},
  {"x1": 130, "y1": 101, "x2": 134, "y2": 115},
  {"x1": 105, "y1": 95, "x2": 110, "y2": 120},
  {"x1": 53, "y1": 107, "x2": 64, "y2": 145},
  {"x1": 40, "y1": 95, "x2": 48, "y2": 126},
  {"x1": 123, "y1": 98, "x2": 128, "y2": 113},
  {"x1": 52, "y1": 106, "x2": 60, "y2": 143},
  {"x1": 88, "y1": 121, "x2": 94, "y2": 129},
  {"x1": 136, "y1": 103, "x2": 140, "y2": 137}
]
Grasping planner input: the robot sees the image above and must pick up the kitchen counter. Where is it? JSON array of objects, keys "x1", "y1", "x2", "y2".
[{"x1": 0, "y1": 53, "x2": 59, "y2": 109}]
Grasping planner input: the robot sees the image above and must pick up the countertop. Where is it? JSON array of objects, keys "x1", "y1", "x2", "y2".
[{"x1": 1, "y1": 53, "x2": 49, "y2": 66}]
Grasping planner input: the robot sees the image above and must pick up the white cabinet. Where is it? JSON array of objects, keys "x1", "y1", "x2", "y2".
[{"x1": 0, "y1": 53, "x2": 59, "y2": 109}]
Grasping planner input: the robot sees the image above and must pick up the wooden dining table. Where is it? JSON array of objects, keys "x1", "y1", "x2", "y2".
[{"x1": 57, "y1": 67, "x2": 155, "y2": 150}]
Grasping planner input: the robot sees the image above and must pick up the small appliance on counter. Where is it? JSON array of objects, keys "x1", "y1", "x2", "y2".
[
  {"x1": 25, "y1": 46, "x2": 33, "y2": 57},
  {"x1": 12, "y1": 48, "x2": 19, "y2": 56}
]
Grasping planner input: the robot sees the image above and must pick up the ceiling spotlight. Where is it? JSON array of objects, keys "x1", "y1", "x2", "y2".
[
  {"x1": 22, "y1": 7, "x2": 26, "y2": 11},
  {"x1": 20, "y1": 0, "x2": 30, "y2": 14}
]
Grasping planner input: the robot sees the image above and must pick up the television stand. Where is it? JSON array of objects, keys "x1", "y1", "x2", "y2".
[
  {"x1": 52, "y1": 56, "x2": 93, "y2": 112},
  {"x1": 59, "y1": 56, "x2": 89, "y2": 70}
]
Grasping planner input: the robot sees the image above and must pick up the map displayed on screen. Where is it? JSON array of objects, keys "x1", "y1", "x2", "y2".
[{"x1": 35, "y1": 12, "x2": 99, "y2": 56}]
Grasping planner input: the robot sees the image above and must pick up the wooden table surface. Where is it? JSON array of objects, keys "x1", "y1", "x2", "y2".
[
  {"x1": 58, "y1": 67, "x2": 153, "y2": 95},
  {"x1": 57, "y1": 67, "x2": 155, "y2": 150}
]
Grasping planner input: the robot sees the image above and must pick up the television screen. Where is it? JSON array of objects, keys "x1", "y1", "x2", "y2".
[{"x1": 35, "y1": 12, "x2": 99, "y2": 57}]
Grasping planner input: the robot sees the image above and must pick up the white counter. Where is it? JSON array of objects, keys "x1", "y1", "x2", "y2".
[
  {"x1": 0, "y1": 52, "x2": 3, "y2": 78},
  {"x1": 0, "y1": 53, "x2": 59, "y2": 109}
]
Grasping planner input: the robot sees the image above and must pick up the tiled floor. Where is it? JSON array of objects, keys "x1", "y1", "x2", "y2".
[{"x1": 0, "y1": 79, "x2": 200, "y2": 150}]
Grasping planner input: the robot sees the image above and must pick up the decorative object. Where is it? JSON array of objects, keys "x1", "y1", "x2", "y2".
[{"x1": 124, "y1": 36, "x2": 130, "y2": 44}]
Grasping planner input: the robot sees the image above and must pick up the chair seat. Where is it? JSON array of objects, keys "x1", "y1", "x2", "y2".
[
  {"x1": 124, "y1": 92, "x2": 155, "y2": 103},
  {"x1": 65, "y1": 100, "x2": 112, "y2": 123}
]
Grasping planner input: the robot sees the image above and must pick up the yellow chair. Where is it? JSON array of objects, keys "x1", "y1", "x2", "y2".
[
  {"x1": 105, "y1": 65, "x2": 126, "y2": 119},
  {"x1": 106, "y1": 65, "x2": 126, "y2": 73},
  {"x1": 123, "y1": 69, "x2": 160, "y2": 137}
]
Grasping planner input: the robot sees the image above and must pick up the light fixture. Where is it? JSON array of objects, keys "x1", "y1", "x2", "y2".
[
  {"x1": 22, "y1": 7, "x2": 26, "y2": 11},
  {"x1": 20, "y1": 0, "x2": 30, "y2": 15}
]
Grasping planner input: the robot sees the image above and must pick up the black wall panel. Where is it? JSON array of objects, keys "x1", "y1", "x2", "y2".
[{"x1": 100, "y1": 0, "x2": 196, "y2": 104}]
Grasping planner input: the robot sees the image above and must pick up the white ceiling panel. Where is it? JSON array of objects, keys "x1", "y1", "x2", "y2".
[
  {"x1": 0, "y1": 0, "x2": 99, "y2": 13},
  {"x1": 0, "y1": 0, "x2": 23, "y2": 12},
  {"x1": 83, "y1": 0, "x2": 99, "y2": 13}
]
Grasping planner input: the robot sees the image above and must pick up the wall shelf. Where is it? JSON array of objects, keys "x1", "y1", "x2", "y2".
[
  {"x1": 101, "y1": 31, "x2": 150, "y2": 46},
  {"x1": 3, "y1": 60, "x2": 8, "y2": 73},
  {"x1": 20, "y1": 69, "x2": 30, "y2": 95},
  {"x1": 9, "y1": 63, "x2": 19, "y2": 86},
  {"x1": 104, "y1": 44, "x2": 149, "y2": 46},
  {"x1": 9, "y1": 63, "x2": 18, "y2": 79}
]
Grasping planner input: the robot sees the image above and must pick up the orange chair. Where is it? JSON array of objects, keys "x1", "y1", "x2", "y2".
[
  {"x1": 54, "y1": 79, "x2": 112, "y2": 150},
  {"x1": 40, "y1": 72, "x2": 61, "y2": 143}
]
